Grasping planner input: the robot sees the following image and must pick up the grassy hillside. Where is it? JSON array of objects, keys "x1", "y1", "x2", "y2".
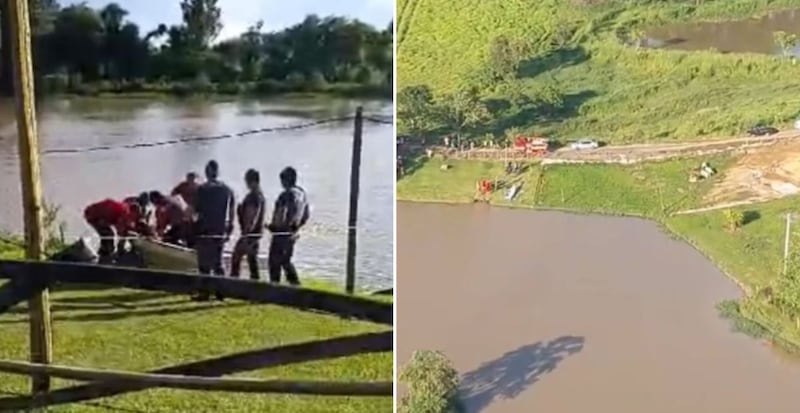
[{"x1": 398, "y1": 0, "x2": 800, "y2": 142}]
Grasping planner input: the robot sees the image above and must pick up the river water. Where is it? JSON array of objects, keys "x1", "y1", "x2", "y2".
[
  {"x1": 645, "y1": 8, "x2": 800, "y2": 56},
  {"x1": 0, "y1": 97, "x2": 393, "y2": 290},
  {"x1": 397, "y1": 202, "x2": 800, "y2": 413}
]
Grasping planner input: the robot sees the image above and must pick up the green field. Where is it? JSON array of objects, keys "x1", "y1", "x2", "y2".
[
  {"x1": 398, "y1": 155, "x2": 800, "y2": 350},
  {"x1": 398, "y1": 0, "x2": 800, "y2": 142},
  {"x1": 0, "y1": 242, "x2": 392, "y2": 413},
  {"x1": 397, "y1": 155, "x2": 733, "y2": 216}
]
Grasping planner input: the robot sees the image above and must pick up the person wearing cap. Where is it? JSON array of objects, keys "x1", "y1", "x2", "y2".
[
  {"x1": 192, "y1": 160, "x2": 235, "y2": 301},
  {"x1": 230, "y1": 169, "x2": 266, "y2": 280},
  {"x1": 266, "y1": 166, "x2": 310, "y2": 285}
]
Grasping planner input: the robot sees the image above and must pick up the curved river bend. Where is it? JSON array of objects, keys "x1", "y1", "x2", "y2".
[
  {"x1": 397, "y1": 202, "x2": 800, "y2": 413},
  {"x1": 0, "y1": 97, "x2": 393, "y2": 290}
]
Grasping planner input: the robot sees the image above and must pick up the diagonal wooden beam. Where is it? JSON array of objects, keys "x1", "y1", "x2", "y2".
[
  {"x1": 0, "y1": 277, "x2": 45, "y2": 315},
  {"x1": 0, "y1": 331, "x2": 392, "y2": 410},
  {"x1": 0, "y1": 260, "x2": 392, "y2": 325},
  {"x1": 0, "y1": 360, "x2": 392, "y2": 396}
]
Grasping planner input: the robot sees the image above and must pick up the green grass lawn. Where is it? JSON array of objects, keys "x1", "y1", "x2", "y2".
[
  {"x1": 398, "y1": 0, "x2": 800, "y2": 142},
  {"x1": 398, "y1": 155, "x2": 734, "y2": 216},
  {"x1": 0, "y1": 253, "x2": 392, "y2": 412},
  {"x1": 398, "y1": 156, "x2": 800, "y2": 350}
]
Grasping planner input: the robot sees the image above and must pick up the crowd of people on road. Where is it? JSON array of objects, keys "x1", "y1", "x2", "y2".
[{"x1": 83, "y1": 160, "x2": 310, "y2": 299}]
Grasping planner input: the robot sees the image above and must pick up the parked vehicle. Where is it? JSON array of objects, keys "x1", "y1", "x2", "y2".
[
  {"x1": 570, "y1": 139, "x2": 600, "y2": 150},
  {"x1": 748, "y1": 126, "x2": 779, "y2": 136},
  {"x1": 513, "y1": 136, "x2": 549, "y2": 156},
  {"x1": 794, "y1": 118, "x2": 800, "y2": 130}
]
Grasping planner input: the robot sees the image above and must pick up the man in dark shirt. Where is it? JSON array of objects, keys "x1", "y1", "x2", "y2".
[
  {"x1": 192, "y1": 160, "x2": 235, "y2": 301},
  {"x1": 231, "y1": 169, "x2": 266, "y2": 280},
  {"x1": 267, "y1": 167, "x2": 309, "y2": 286}
]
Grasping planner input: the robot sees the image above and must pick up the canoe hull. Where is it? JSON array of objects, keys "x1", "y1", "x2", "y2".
[{"x1": 130, "y1": 238, "x2": 197, "y2": 273}]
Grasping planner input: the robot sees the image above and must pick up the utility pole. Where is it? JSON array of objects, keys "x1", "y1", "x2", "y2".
[
  {"x1": 9, "y1": 0, "x2": 52, "y2": 394},
  {"x1": 345, "y1": 107, "x2": 363, "y2": 294},
  {"x1": 784, "y1": 213, "x2": 793, "y2": 276}
]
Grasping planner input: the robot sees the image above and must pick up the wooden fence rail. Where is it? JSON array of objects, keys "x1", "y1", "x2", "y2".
[
  {"x1": 0, "y1": 260, "x2": 393, "y2": 411},
  {"x1": 0, "y1": 331, "x2": 391, "y2": 410},
  {"x1": 0, "y1": 360, "x2": 391, "y2": 396},
  {"x1": 0, "y1": 260, "x2": 392, "y2": 325}
]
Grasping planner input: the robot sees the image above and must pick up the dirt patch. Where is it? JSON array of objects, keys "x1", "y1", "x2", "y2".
[{"x1": 706, "y1": 141, "x2": 800, "y2": 206}]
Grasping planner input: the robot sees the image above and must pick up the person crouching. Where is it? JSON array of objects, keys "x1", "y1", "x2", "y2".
[
  {"x1": 83, "y1": 198, "x2": 137, "y2": 264},
  {"x1": 150, "y1": 191, "x2": 189, "y2": 246}
]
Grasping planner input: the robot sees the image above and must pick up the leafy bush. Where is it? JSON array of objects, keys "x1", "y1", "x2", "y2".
[
  {"x1": 722, "y1": 209, "x2": 744, "y2": 232},
  {"x1": 399, "y1": 350, "x2": 461, "y2": 413}
]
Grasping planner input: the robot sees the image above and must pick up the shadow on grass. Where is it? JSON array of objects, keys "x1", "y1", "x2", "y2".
[
  {"x1": 743, "y1": 210, "x2": 761, "y2": 226},
  {"x1": 0, "y1": 389, "x2": 149, "y2": 413},
  {"x1": 0, "y1": 300, "x2": 249, "y2": 324},
  {"x1": 459, "y1": 335, "x2": 585, "y2": 413},
  {"x1": 482, "y1": 90, "x2": 598, "y2": 137},
  {"x1": 517, "y1": 47, "x2": 590, "y2": 79},
  {"x1": 398, "y1": 142, "x2": 432, "y2": 178}
]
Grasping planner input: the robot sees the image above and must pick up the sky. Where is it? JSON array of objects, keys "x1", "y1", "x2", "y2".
[{"x1": 76, "y1": 0, "x2": 394, "y2": 41}]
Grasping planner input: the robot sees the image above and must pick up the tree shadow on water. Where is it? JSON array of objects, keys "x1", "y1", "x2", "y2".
[{"x1": 459, "y1": 335, "x2": 585, "y2": 413}]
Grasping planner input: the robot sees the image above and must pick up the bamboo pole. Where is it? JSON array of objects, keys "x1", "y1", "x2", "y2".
[
  {"x1": 0, "y1": 360, "x2": 392, "y2": 397},
  {"x1": 345, "y1": 107, "x2": 363, "y2": 294},
  {"x1": 7, "y1": 0, "x2": 52, "y2": 394}
]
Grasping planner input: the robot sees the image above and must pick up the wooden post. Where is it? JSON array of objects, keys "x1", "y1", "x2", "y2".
[
  {"x1": 8, "y1": 0, "x2": 52, "y2": 394},
  {"x1": 784, "y1": 213, "x2": 792, "y2": 276},
  {"x1": 345, "y1": 107, "x2": 363, "y2": 294}
]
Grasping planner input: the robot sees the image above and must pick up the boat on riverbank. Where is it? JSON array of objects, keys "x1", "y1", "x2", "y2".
[{"x1": 129, "y1": 238, "x2": 196, "y2": 273}]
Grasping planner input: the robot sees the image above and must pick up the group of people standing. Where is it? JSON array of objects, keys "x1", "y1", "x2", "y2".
[{"x1": 83, "y1": 160, "x2": 310, "y2": 299}]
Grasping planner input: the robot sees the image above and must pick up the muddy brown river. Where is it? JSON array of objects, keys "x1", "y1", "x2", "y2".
[
  {"x1": 0, "y1": 97, "x2": 393, "y2": 290},
  {"x1": 397, "y1": 202, "x2": 800, "y2": 413},
  {"x1": 646, "y1": 8, "x2": 800, "y2": 56}
]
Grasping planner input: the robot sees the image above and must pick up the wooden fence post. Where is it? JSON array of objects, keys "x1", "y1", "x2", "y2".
[
  {"x1": 8, "y1": 0, "x2": 53, "y2": 394},
  {"x1": 345, "y1": 108, "x2": 363, "y2": 294}
]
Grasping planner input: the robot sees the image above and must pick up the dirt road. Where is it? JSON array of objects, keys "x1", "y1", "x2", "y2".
[{"x1": 438, "y1": 130, "x2": 800, "y2": 165}]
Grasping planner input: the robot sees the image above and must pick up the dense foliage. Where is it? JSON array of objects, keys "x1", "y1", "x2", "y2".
[
  {"x1": 399, "y1": 350, "x2": 461, "y2": 413},
  {"x1": 398, "y1": 0, "x2": 800, "y2": 142},
  {"x1": 0, "y1": 0, "x2": 393, "y2": 96}
]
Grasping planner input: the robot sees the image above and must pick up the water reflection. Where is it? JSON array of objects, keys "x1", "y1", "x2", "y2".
[{"x1": 645, "y1": 8, "x2": 800, "y2": 56}]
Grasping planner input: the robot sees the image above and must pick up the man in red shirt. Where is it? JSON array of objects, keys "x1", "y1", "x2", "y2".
[
  {"x1": 150, "y1": 191, "x2": 189, "y2": 246},
  {"x1": 84, "y1": 199, "x2": 136, "y2": 263}
]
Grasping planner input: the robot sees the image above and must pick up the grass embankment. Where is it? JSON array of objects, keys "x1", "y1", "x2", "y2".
[
  {"x1": 53, "y1": 80, "x2": 392, "y2": 100},
  {"x1": 398, "y1": 156, "x2": 800, "y2": 351},
  {"x1": 0, "y1": 242, "x2": 392, "y2": 412},
  {"x1": 398, "y1": 0, "x2": 800, "y2": 142}
]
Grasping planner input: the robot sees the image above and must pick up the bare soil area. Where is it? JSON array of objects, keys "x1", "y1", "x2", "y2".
[{"x1": 705, "y1": 140, "x2": 800, "y2": 206}]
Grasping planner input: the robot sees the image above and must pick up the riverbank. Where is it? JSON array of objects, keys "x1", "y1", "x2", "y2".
[
  {"x1": 398, "y1": 0, "x2": 800, "y2": 142},
  {"x1": 0, "y1": 242, "x2": 392, "y2": 412},
  {"x1": 397, "y1": 156, "x2": 800, "y2": 352},
  {"x1": 38, "y1": 80, "x2": 392, "y2": 100}
]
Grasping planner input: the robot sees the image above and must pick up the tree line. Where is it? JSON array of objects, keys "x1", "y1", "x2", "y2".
[{"x1": 0, "y1": 0, "x2": 393, "y2": 97}]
